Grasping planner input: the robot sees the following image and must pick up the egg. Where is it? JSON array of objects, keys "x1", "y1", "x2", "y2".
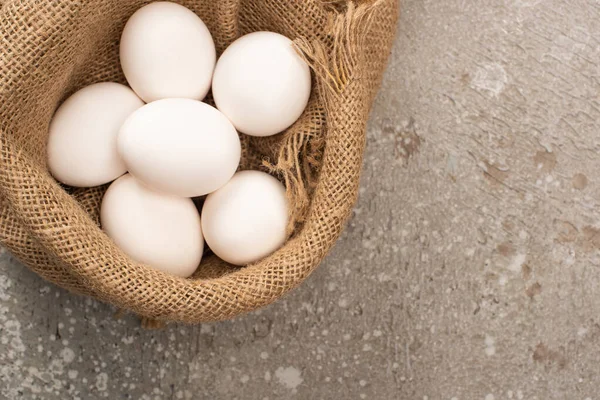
[
  {"x1": 201, "y1": 170, "x2": 288, "y2": 266},
  {"x1": 47, "y1": 82, "x2": 144, "y2": 187},
  {"x1": 101, "y1": 174, "x2": 203, "y2": 277},
  {"x1": 212, "y1": 31, "x2": 311, "y2": 137},
  {"x1": 119, "y1": 2, "x2": 216, "y2": 103},
  {"x1": 118, "y1": 98, "x2": 241, "y2": 197}
]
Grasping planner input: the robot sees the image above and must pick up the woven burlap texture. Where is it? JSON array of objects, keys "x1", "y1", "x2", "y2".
[{"x1": 0, "y1": 0, "x2": 398, "y2": 323}]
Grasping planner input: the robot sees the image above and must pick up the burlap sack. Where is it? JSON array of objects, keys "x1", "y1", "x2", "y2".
[{"x1": 0, "y1": 0, "x2": 398, "y2": 324}]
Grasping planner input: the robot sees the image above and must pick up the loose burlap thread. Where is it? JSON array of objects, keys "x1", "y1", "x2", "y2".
[{"x1": 0, "y1": 0, "x2": 398, "y2": 323}]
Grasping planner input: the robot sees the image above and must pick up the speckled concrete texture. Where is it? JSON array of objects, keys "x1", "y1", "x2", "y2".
[{"x1": 2, "y1": 1, "x2": 600, "y2": 399}]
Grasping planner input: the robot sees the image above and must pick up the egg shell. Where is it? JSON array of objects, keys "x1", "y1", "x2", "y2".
[
  {"x1": 47, "y1": 82, "x2": 144, "y2": 187},
  {"x1": 118, "y1": 98, "x2": 241, "y2": 198},
  {"x1": 101, "y1": 174, "x2": 203, "y2": 278},
  {"x1": 212, "y1": 31, "x2": 311, "y2": 137},
  {"x1": 201, "y1": 170, "x2": 288, "y2": 266},
  {"x1": 120, "y1": 2, "x2": 216, "y2": 102}
]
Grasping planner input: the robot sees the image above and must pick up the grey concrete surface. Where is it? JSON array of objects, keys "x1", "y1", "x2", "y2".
[{"x1": 2, "y1": 0, "x2": 600, "y2": 399}]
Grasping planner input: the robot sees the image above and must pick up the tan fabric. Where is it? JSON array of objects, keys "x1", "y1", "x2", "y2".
[{"x1": 0, "y1": 0, "x2": 398, "y2": 323}]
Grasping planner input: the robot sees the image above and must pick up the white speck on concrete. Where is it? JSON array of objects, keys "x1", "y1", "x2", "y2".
[
  {"x1": 96, "y1": 372, "x2": 109, "y2": 391},
  {"x1": 485, "y1": 394, "x2": 495, "y2": 400},
  {"x1": 485, "y1": 335, "x2": 496, "y2": 356},
  {"x1": 121, "y1": 336, "x2": 135, "y2": 345},
  {"x1": 508, "y1": 253, "x2": 526, "y2": 272},
  {"x1": 471, "y1": 63, "x2": 508, "y2": 96},
  {"x1": 275, "y1": 366, "x2": 303, "y2": 390},
  {"x1": 60, "y1": 347, "x2": 75, "y2": 363},
  {"x1": 0, "y1": 275, "x2": 12, "y2": 301},
  {"x1": 200, "y1": 324, "x2": 212, "y2": 334}
]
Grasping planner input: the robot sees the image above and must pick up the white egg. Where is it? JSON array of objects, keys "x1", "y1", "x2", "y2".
[
  {"x1": 47, "y1": 82, "x2": 144, "y2": 187},
  {"x1": 118, "y1": 98, "x2": 241, "y2": 197},
  {"x1": 212, "y1": 31, "x2": 311, "y2": 137},
  {"x1": 120, "y1": 2, "x2": 216, "y2": 103},
  {"x1": 201, "y1": 170, "x2": 288, "y2": 266},
  {"x1": 101, "y1": 174, "x2": 203, "y2": 277}
]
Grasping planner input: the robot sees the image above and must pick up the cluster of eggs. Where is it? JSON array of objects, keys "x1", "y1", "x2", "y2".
[{"x1": 47, "y1": 2, "x2": 311, "y2": 277}]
